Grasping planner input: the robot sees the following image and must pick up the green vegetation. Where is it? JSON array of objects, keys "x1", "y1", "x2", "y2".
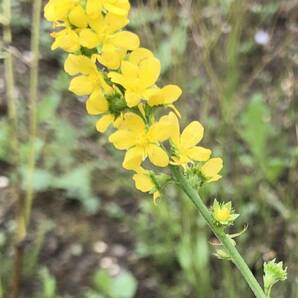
[{"x1": 0, "y1": 0, "x2": 297, "y2": 297}]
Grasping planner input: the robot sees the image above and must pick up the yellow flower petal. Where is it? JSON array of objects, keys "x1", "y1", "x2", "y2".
[
  {"x1": 125, "y1": 90, "x2": 141, "y2": 107},
  {"x1": 139, "y1": 57, "x2": 160, "y2": 88},
  {"x1": 51, "y1": 29, "x2": 80, "y2": 53},
  {"x1": 129, "y1": 48, "x2": 153, "y2": 65},
  {"x1": 117, "y1": 113, "x2": 145, "y2": 132},
  {"x1": 96, "y1": 114, "x2": 114, "y2": 133},
  {"x1": 162, "y1": 85, "x2": 182, "y2": 104},
  {"x1": 68, "y1": 5, "x2": 88, "y2": 28},
  {"x1": 86, "y1": 90, "x2": 108, "y2": 115},
  {"x1": 133, "y1": 173, "x2": 154, "y2": 192},
  {"x1": 44, "y1": 0, "x2": 74, "y2": 21},
  {"x1": 186, "y1": 146, "x2": 211, "y2": 161},
  {"x1": 110, "y1": 31, "x2": 140, "y2": 50},
  {"x1": 104, "y1": 13, "x2": 129, "y2": 33},
  {"x1": 148, "y1": 84, "x2": 182, "y2": 106},
  {"x1": 148, "y1": 118, "x2": 172, "y2": 142},
  {"x1": 69, "y1": 75, "x2": 94, "y2": 96},
  {"x1": 98, "y1": 47, "x2": 126, "y2": 69},
  {"x1": 165, "y1": 112, "x2": 180, "y2": 146},
  {"x1": 64, "y1": 54, "x2": 95, "y2": 75},
  {"x1": 86, "y1": 0, "x2": 103, "y2": 19},
  {"x1": 201, "y1": 158, "x2": 223, "y2": 178},
  {"x1": 181, "y1": 121, "x2": 204, "y2": 148},
  {"x1": 108, "y1": 72, "x2": 126, "y2": 86},
  {"x1": 147, "y1": 145, "x2": 169, "y2": 167},
  {"x1": 104, "y1": 2, "x2": 130, "y2": 16},
  {"x1": 123, "y1": 147, "x2": 144, "y2": 170},
  {"x1": 108, "y1": 130, "x2": 137, "y2": 150},
  {"x1": 121, "y1": 61, "x2": 139, "y2": 78},
  {"x1": 79, "y1": 29, "x2": 100, "y2": 48}
]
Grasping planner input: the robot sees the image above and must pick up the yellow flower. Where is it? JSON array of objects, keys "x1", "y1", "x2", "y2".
[
  {"x1": 133, "y1": 169, "x2": 160, "y2": 204},
  {"x1": 200, "y1": 158, "x2": 223, "y2": 182},
  {"x1": 86, "y1": 89, "x2": 127, "y2": 133},
  {"x1": 108, "y1": 48, "x2": 161, "y2": 107},
  {"x1": 86, "y1": 0, "x2": 130, "y2": 19},
  {"x1": 109, "y1": 113, "x2": 172, "y2": 170},
  {"x1": 167, "y1": 113, "x2": 211, "y2": 166},
  {"x1": 64, "y1": 54, "x2": 112, "y2": 96},
  {"x1": 79, "y1": 13, "x2": 138, "y2": 50},
  {"x1": 51, "y1": 28, "x2": 80, "y2": 53},
  {"x1": 212, "y1": 200, "x2": 239, "y2": 226},
  {"x1": 44, "y1": 0, "x2": 76, "y2": 22}
]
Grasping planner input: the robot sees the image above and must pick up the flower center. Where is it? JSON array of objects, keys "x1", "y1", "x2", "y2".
[
  {"x1": 136, "y1": 133, "x2": 151, "y2": 148},
  {"x1": 215, "y1": 207, "x2": 230, "y2": 222}
]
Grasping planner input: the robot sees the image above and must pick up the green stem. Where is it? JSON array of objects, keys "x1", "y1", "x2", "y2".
[
  {"x1": 171, "y1": 166, "x2": 266, "y2": 298},
  {"x1": 25, "y1": 0, "x2": 42, "y2": 225},
  {"x1": 3, "y1": 0, "x2": 27, "y2": 297}
]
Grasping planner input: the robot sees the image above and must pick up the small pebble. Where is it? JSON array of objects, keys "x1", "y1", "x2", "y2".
[
  {"x1": 100, "y1": 256, "x2": 114, "y2": 269},
  {"x1": 255, "y1": 30, "x2": 270, "y2": 45},
  {"x1": 93, "y1": 241, "x2": 108, "y2": 254},
  {"x1": 70, "y1": 243, "x2": 83, "y2": 256},
  {"x1": 0, "y1": 176, "x2": 9, "y2": 189},
  {"x1": 112, "y1": 244, "x2": 126, "y2": 257}
]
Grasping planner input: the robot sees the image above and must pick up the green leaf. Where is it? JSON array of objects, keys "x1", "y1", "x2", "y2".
[
  {"x1": 264, "y1": 158, "x2": 285, "y2": 182},
  {"x1": 177, "y1": 235, "x2": 192, "y2": 271},
  {"x1": 37, "y1": 94, "x2": 60, "y2": 122},
  {"x1": 38, "y1": 268, "x2": 57, "y2": 298},
  {"x1": 194, "y1": 232, "x2": 209, "y2": 270},
  {"x1": 93, "y1": 270, "x2": 112, "y2": 295},
  {"x1": 53, "y1": 165, "x2": 100, "y2": 213},
  {"x1": 110, "y1": 271, "x2": 138, "y2": 298},
  {"x1": 157, "y1": 22, "x2": 188, "y2": 73},
  {"x1": 21, "y1": 168, "x2": 53, "y2": 192},
  {"x1": 241, "y1": 93, "x2": 271, "y2": 162}
]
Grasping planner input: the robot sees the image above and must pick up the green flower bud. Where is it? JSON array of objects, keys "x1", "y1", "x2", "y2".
[{"x1": 263, "y1": 259, "x2": 287, "y2": 297}]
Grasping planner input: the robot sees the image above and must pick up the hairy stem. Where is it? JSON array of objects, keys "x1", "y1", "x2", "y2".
[
  {"x1": 25, "y1": 0, "x2": 42, "y2": 225},
  {"x1": 171, "y1": 166, "x2": 266, "y2": 298}
]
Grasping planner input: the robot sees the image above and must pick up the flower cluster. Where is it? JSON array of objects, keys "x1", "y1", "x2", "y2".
[{"x1": 44, "y1": 0, "x2": 223, "y2": 203}]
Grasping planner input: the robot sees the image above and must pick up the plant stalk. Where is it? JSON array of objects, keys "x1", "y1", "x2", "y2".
[
  {"x1": 171, "y1": 166, "x2": 267, "y2": 298},
  {"x1": 25, "y1": 0, "x2": 42, "y2": 225},
  {"x1": 2, "y1": 0, "x2": 27, "y2": 297}
]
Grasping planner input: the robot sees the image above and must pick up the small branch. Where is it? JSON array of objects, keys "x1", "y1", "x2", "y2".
[{"x1": 171, "y1": 166, "x2": 267, "y2": 298}]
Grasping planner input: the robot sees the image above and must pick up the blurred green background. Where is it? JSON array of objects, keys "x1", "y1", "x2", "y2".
[{"x1": 0, "y1": 0, "x2": 297, "y2": 297}]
